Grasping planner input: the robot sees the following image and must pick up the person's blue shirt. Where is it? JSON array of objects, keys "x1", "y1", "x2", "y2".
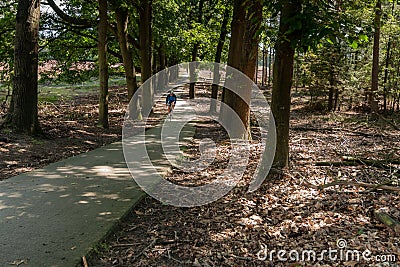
[{"x1": 166, "y1": 93, "x2": 177, "y2": 105}]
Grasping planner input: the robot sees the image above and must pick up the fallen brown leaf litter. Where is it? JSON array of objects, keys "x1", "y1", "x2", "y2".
[
  {"x1": 0, "y1": 86, "x2": 166, "y2": 180},
  {"x1": 87, "y1": 98, "x2": 400, "y2": 267}
]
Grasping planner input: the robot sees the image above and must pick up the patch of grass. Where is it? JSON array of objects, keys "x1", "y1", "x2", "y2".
[
  {"x1": 32, "y1": 139, "x2": 44, "y2": 145},
  {"x1": 322, "y1": 112, "x2": 347, "y2": 123},
  {"x1": 36, "y1": 75, "x2": 127, "y2": 103},
  {"x1": 180, "y1": 145, "x2": 189, "y2": 153},
  {"x1": 38, "y1": 94, "x2": 60, "y2": 104},
  {"x1": 91, "y1": 242, "x2": 111, "y2": 255},
  {"x1": 1, "y1": 74, "x2": 140, "y2": 104}
]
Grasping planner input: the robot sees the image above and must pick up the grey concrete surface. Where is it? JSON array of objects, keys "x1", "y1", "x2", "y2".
[
  {"x1": 0, "y1": 82, "x2": 196, "y2": 266},
  {"x1": 0, "y1": 120, "x2": 195, "y2": 267},
  {"x1": 0, "y1": 140, "x2": 146, "y2": 267}
]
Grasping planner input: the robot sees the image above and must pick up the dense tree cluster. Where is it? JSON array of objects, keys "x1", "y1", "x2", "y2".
[{"x1": 0, "y1": 0, "x2": 399, "y2": 168}]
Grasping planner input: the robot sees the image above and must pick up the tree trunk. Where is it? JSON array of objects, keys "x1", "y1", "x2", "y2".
[
  {"x1": 115, "y1": 8, "x2": 138, "y2": 100},
  {"x1": 7, "y1": 0, "x2": 41, "y2": 134},
  {"x1": 242, "y1": 1, "x2": 262, "y2": 81},
  {"x1": 210, "y1": 6, "x2": 230, "y2": 113},
  {"x1": 189, "y1": 0, "x2": 204, "y2": 99},
  {"x1": 155, "y1": 44, "x2": 167, "y2": 88},
  {"x1": 383, "y1": 1, "x2": 395, "y2": 112},
  {"x1": 383, "y1": 41, "x2": 391, "y2": 112},
  {"x1": 189, "y1": 43, "x2": 198, "y2": 99},
  {"x1": 262, "y1": 47, "x2": 266, "y2": 87},
  {"x1": 328, "y1": 63, "x2": 336, "y2": 111},
  {"x1": 98, "y1": 0, "x2": 109, "y2": 128},
  {"x1": 370, "y1": 0, "x2": 381, "y2": 113},
  {"x1": 268, "y1": 46, "x2": 273, "y2": 86},
  {"x1": 220, "y1": 0, "x2": 262, "y2": 139},
  {"x1": 115, "y1": 7, "x2": 141, "y2": 120},
  {"x1": 168, "y1": 56, "x2": 178, "y2": 82},
  {"x1": 270, "y1": 0, "x2": 302, "y2": 168},
  {"x1": 139, "y1": 0, "x2": 153, "y2": 113}
]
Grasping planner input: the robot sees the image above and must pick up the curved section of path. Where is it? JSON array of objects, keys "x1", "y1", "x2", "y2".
[
  {"x1": 0, "y1": 141, "x2": 145, "y2": 266},
  {"x1": 0, "y1": 78, "x2": 195, "y2": 266}
]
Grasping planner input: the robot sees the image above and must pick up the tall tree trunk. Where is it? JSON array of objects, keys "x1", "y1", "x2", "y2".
[
  {"x1": 139, "y1": 0, "x2": 153, "y2": 114},
  {"x1": 370, "y1": 0, "x2": 381, "y2": 113},
  {"x1": 210, "y1": 6, "x2": 230, "y2": 113},
  {"x1": 7, "y1": 0, "x2": 41, "y2": 134},
  {"x1": 157, "y1": 44, "x2": 167, "y2": 87},
  {"x1": 189, "y1": 43, "x2": 198, "y2": 99},
  {"x1": 98, "y1": 0, "x2": 109, "y2": 128},
  {"x1": 383, "y1": 38, "x2": 391, "y2": 112},
  {"x1": 270, "y1": 0, "x2": 302, "y2": 168},
  {"x1": 115, "y1": 7, "x2": 141, "y2": 119},
  {"x1": 268, "y1": 46, "x2": 273, "y2": 86},
  {"x1": 242, "y1": 1, "x2": 262, "y2": 80},
  {"x1": 383, "y1": 1, "x2": 395, "y2": 112},
  {"x1": 262, "y1": 47, "x2": 266, "y2": 87},
  {"x1": 221, "y1": 0, "x2": 262, "y2": 139},
  {"x1": 115, "y1": 8, "x2": 138, "y2": 100},
  {"x1": 168, "y1": 56, "x2": 178, "y2": 82},
  {"x1": 328, "y1": 50, "x2": 338, "y2": 112},
  {"x1": 189, "y1": 0, "x2": 204, "y2": 99}
]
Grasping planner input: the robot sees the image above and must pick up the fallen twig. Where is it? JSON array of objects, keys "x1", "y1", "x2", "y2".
[
  {"x1": 111, "y1": 243, "x2": 140, "y2": 248},
  {"x1": 373, "y1": 210, "x2": 400, "y2": 234},
  {"x1": 220, "y1": 252, "x2": 255, "y2": 261},
  {"x1": 373, "y1": 112, "x2": 400, "y2": 131},
  {"x1": 82, "y1": 256, "x2": 88, "y2": 267},
  {"x1": 304, "y1": 179, "x2": 400, "y2": 192},
  {"x1": 342, "y1": 156, "x2": 400, "y2": 166},
  {"x1": 290, "y1": 126, "x2": 382, "y2": 137},
  {"x1": 132, "y1": 238, "x2": 157, "y2": 262},
  {"x1": 316, "y1": 156, "x2": 399, "y2": 171}
]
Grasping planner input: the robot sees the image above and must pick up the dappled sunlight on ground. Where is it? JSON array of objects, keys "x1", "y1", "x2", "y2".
[{"x1": 89, "y1": 90, "x2": 400, "y2": 266}]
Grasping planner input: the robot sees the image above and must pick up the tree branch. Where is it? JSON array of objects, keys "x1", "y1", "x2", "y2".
[
  {"x1": 373, "y1": 112, "x2": 400, "y2": 131},
  {"x1": 46, "y1": 0, "x2": 94, "y2": 27},
  {"x1": 304, "y1": 179, "x2": 400, "y2": 192},
  {"x1": 108, "y1": 22, "x2": 140, "y2": 50},
  {"x1": 290, "y1": 126, "x2": 382, "y2": 138},
  {"x1": 316, "y1": 156, "x2": 399, "y2": 171},
  {"x1": 108, "y1": 48, "x2": 123, "y2": 60}
]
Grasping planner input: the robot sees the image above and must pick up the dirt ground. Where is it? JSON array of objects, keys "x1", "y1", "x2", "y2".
[
  {"x1": 88, "y1": 90, "x2": 399, "y2": 267},
  {"x1": 1, "y1": 86, "x2": 400, "y2": 266},
  {"x1": 0, "y1": 84, "x2": 169, "y2": 180},
  {"x1": 0, "y1": 86, "x2": 129, "y2": 180}
]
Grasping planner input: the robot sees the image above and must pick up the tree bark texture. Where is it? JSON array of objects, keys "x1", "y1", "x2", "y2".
[
  {"x1": 139, "y1": 0, "x2": 153, "y2": 113},
  {"x1": 210, "y1": 6, "x2": 230, "y2": 113},
  {"x1": 8, "y1": 0, "x2": 41, "y2": 133},
  {"x1": 370, "y1": 0, "x2": 381, "y2": 113},
  {"x1": 115, "y1": 8, "x2": 138, "y2": 100},
  {"x1": 270, "y1": 0, "x2": 302, "y2": 168},
  {"x1": 221, "y1": 0, "x2": 262, "y2": 139},
  {"x1": 98, "y1": 0, "x2": 109, "y2": 128},
  {"x1": 189, "y1": 0, "x2": 204, "y2": 99}
]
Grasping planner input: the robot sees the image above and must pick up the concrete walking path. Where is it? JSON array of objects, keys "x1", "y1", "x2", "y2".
[
  {"x1": 0, "y1": 78, "x2": 195, "y2": 266},
  {"x1": 0, "y1": 140, "x2": 147, "y2": 266},
  {"x1": 0, "y1": 119, "x2": 193, "y2": 267}
]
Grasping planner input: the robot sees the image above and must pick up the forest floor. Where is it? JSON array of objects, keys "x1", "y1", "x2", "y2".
[
  {"x1": 0, "y1": 84, "x2": 162, "y2": 180},
  {"x1": 1, "y1": 85, "x2": 400, "y2": 266},
  {"x1": 0, "y1": 85, "x2": 127, "y2": 180}
]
